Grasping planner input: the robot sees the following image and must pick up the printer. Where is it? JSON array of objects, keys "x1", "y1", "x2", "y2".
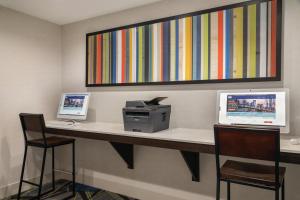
[{"x1": 123, "y1": 97, "x2": 171, "y2": 133}]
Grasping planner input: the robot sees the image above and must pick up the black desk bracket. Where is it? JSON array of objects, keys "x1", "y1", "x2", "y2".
[
  {"x1": 110, "y1": 142, "x2": 134, "y2": 169},
  {"x1": 180, "y1": 151, "x2": 200, "y2": 182}
]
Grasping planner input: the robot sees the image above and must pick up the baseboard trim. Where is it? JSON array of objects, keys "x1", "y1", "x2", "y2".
[
  {"x1": 72, "y1": 169, "x2": 213, "y2": 200},
  {"x1": 0, "y1": 174, "x2": 53, "y2": 199},
  {"x1": 4, "y1": 170, "x2": 214, "y2": 200}
]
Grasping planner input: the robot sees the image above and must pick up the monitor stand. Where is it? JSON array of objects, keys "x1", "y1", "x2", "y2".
[
  {"x1": 69, "y1": 120, "x2": 82, "y2": 125},
  {"x1": 58, "y1": 119, "x2": 81, "y2": 126},
  {"x1": 69, "y1": 120, "x2": 81, "y2": 125}
]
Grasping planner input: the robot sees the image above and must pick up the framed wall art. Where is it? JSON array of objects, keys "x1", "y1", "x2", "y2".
[{"x1": 86, "y1": 0, "x2": 282, "y2": 87}]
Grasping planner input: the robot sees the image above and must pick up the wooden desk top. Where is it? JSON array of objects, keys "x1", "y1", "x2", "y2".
[
  {"x1": 46, "y1": 120, "x2": 300, "y2": 155},
  {"x1": 45, "y1": 120, "x2": 300, "y2": 182}
]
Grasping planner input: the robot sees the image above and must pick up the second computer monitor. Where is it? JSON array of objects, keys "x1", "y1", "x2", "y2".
[
  {"x1": 57, "y1": 93, "x2": 90, "y2": 121},
  {"x1": 217, "y1": 89, "x2": 289, "y2": 133}
]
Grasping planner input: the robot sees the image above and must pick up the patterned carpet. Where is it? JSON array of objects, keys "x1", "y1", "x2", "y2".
[{"x1": 5, "y1": 179, "x2": 138, "y2": 200}]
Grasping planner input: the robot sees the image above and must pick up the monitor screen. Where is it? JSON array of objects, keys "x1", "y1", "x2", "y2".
[
  {"x1": 218, "y1": 91, "x2": 286, "y2": 127},
  {"x1": 57, "y1": 93, "x2": 90, "y2": 120}
]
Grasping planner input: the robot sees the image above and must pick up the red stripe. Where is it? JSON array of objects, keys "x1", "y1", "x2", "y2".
[
  {"x1": 218, "y1": 11, "x2": 224, "y2": 80},
  {"x1": 96, "y1": 35, "x2": 102, "y2": 84},
  {"x1": 160, "y1": 23, "x2": 164, "y2": 81},
  {"x1": 271, "y1": 0, "x2": 277, "y2": 77},
  {"x1": 122, "y1": 30, "x2": 126, "y2": 83}
]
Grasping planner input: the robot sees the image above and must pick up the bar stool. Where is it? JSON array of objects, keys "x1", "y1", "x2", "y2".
[
  {"x1": 17, "y1": 113, "x2": 75, "y2": 200},
  {"x1": 214, "y1": 124, "x2": 286, "y2": 200}
]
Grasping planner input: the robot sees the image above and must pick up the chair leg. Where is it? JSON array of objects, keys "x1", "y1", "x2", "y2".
[
  {"x1": 17, "y1": 145, "x2": 28, "y2": 200},
  {"x1": 216, "y1": 179, "x2": 220, "y2": 200},
  {"x1": 227, "y1": 181, "x2": 231, "y2": 200},
  {"x1": 282, "y1": 179, "x2": 285, "y2": 200},
  {"x1": 275, "y1": 188, "x2": 280, "y2": 200},
  {"x1": 72, "y1": 141, "x2": 76, "y2": 196},
  {"x1": 37, "y1": 148, "x2": 47, "y2": 199},
  {"x1": 52, "y1": 147, "x2": 55, "y2": 190}
]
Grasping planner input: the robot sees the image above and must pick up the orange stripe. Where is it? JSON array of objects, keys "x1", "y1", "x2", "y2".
[
  {"x1": 122, "y1": 30, "x2": 126, "y2": 83},
  {"x1": 271, "y1": 0, "x2": 277, "y2": 77},
  {"x1": 185, "y1": 17, "x2": 192, "y2": 80},
  {"x1": 96, "y1": 35, "x2": 102, "y2": 84},
  {"x1": 218, "y1": 11, "x2": 224, "y2": 80}
]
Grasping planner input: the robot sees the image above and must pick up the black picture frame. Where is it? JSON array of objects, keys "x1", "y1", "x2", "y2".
[{"x1": 86, "y1": 0, "x2": 282, "y2": 87}]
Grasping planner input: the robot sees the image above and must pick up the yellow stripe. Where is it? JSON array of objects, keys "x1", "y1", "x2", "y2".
[
  {"x1": 234, "y1": 7, "x2": 243, "y2": 78},
  {"x1": 248, "y1": 4, "x2": 257, "y2": 78},
  {"x1": 185, "y1": 17, "x2": 192, "y2": 80},
  {"x1": 203, "y1": 14, "x2": 209, "y2": 80},
  {"x1": 105, "y1": 33, "x2": 109, "y2": 83}
]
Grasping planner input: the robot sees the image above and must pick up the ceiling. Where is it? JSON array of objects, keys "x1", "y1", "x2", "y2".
[{"x1": 0, "y1": 0, "x2": 162, "y2": 25}]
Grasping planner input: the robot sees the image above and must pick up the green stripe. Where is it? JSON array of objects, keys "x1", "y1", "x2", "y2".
[
  {"x1": 138, "y1": 26, "x2": 144, "y2": 82},
  {"x1": 203, "y1": 14, "x2": 209, "y2": 80},
  {"x1": 106, "y1": 33, "x2": 110, "y2": 83}
]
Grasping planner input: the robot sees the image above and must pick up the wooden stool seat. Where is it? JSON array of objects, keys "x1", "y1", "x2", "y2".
[
  {"x1": 27, "y1": 136, "x2": 75, "y2": 147},
  {"x1": 221, "y1": 160, "x2": 286, "y2": 188}
]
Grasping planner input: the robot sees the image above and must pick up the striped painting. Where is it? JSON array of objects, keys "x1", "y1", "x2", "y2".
[{"x1": 86, "y1": 0, "x2": 281, "y2": 86}]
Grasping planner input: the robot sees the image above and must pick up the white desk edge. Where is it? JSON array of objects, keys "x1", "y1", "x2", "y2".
[{"x1": 46, "y1": 120, "x2": 300, "y2": 154}]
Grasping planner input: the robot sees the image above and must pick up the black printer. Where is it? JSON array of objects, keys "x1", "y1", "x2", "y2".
[{"x1": 123, "y1": 97, "x2": 171, "y2": 133}]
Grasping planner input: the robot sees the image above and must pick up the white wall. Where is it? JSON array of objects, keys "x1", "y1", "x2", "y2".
[
  {"x1": 60, "y1": 0, "x2": 300, "y2": 199},
  {"x1": 0, "y1": 6, "x2": 62, "y2": 197},
  {"x1": 1, "y1": 0, "x2": 299, "y2": 199}
]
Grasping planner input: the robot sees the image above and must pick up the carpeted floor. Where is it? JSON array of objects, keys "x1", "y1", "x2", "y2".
[{"x1": 4, "y1": 179, "x2": 138, "y2": 200}]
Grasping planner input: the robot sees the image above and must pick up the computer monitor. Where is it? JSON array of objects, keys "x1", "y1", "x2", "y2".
[
  {"x1": 217, "y1": 89, "x2": 289, "y2": 133},
  {"x1": 57, "y1": 93, "x2": 90, "y2": 121}
]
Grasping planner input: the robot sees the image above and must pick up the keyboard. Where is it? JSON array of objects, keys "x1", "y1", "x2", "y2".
[{"x1": 47, "y1": 120, "x2": 75, "y2": 126}]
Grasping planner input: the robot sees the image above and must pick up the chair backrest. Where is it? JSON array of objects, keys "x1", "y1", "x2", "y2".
[
  {"x1": 19, "y1": 113, "x2": 47, "y2": 145},
  {"x1": 214, "y1": 124, "x2": 280, "y2": 161},
  {"x1": 214, "y1": 124, "x2": 281, "y2": 185}
]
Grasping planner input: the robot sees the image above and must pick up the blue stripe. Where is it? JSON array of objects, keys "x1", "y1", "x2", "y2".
[
  {"x1": 225, "y1": 10, "x2": 231, "y2": 79},
  {"x1": 163, "y1": 22, "x2": 170, "y2": 81},
  {"x1": 175, "y1": 20, "x2": 179, "y2": 81}
]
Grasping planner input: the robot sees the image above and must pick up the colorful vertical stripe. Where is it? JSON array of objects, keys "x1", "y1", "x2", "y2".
[
  {"x1": 248, "y1": 4, "x2": 257, "y2": 78},
  {"x1": 87, "y1": 0, "x2": 280, "y2": 85},
  {"x1": 201, "y1": 14, "x2": 209, "y2": 80},
  {"x1": 185, "y1": 17, "x2": 192, "y2": 80},
  {"x1": 218, "y1": 11, "x2": 224, "y2": 80},
  {"x1": 210, "y1": 12, "x2": 218, "y2": 80}
]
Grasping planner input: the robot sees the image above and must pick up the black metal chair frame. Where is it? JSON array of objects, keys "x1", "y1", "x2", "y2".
[
  {"x1": 17, "y1": 113, "x2": 75, "y2": 200},
  {"x1": 214, "y1": 124, "x2": 285, "y2": 200}
]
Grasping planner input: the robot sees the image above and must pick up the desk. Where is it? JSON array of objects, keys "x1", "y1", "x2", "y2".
[{"x1": 45, "y1": 121, "x2": 300, "y2": 182}]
